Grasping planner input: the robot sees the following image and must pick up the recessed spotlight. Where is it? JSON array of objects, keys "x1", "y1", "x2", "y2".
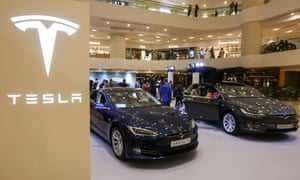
[
  {"x1": 285, "y1": 30, "x2": 293, "y2": 33},
  {"x1": 207, "y1": 35, "x2": 213, "y2": 38},
  {"x1": 189, "y1": 36, "x2": 195, "y2": 39},
  {"x1": 172, "y1": 38, "x2": 177, "y2": 41},
  {"x1": 146, "y1": 26, "x2": 150, "y2": 29},
  {"x1": 164, "y1": 28, "x2": 167, "y2": 32},
  {"x1": 138, "y1": 34, "x2": 144, "y2": 36},
  {"x1": 89, "y1": 41, "x2": 100, "y2": 45},
  {"x1": 227, "y1": 33, "x2": 233, "y2": 36},
  {"x1": 203, "y1": 4, "x2": 207, "y2": 8},
  {"x1": 272, "y1": 28, "x2": 280, "y2": 31},
  {"x1": 106, "y1": 21, "x2": 110, "y2": 24},
  {"x1": 127, "y1": 24, "x2": 131, "y2": 27},
  {"x1": 224, "y1": 1, "x2": 228, "y2": 5},
  {"x1": 91, "y1": 29, "x2": 97, "y2": 32}
]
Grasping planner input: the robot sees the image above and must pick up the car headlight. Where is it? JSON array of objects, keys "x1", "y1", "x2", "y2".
[
  {"x1": 128, "y1": 126, "x2": 158, "y2": 137},
  {"x1": 191, "y1": 119, "x2": 196, "y2": 129},
  {"x1": 240, "y1": 108, "x2": 265, "y2": 116}
]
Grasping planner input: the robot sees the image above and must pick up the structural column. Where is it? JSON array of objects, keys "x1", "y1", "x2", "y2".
[
  {"x1": 110, "y1": 33, "x2": 126, "y2": 58},
  {"x1": 192, "y1": 72, "x2": 200, "y2": 84},
  {"x1": 241, "y1": 0, "x2": 264, "y2": 56},
  {"x1": 168, "y1": 71, "x2": 174, "y2": 83}
]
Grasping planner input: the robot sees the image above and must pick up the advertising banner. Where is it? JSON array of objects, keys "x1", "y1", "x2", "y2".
[{"x1": 0, "y1": 1, "x2": 90, "y2": 180}]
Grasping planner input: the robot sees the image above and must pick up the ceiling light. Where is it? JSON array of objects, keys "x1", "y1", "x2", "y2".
[
  {"x1": 138, "y1": 34, "x2": 144, "y2": 36},
  {"x1": 224, "y1": 1, "x2": 228, "y2": 5},
  {"x1": 285, "y1": 30, "x2": 293, "y2": 33},
  {"x1": 164, "y1": 28, "x2": 167, "y2": 32},
  {"x1": 156, "y1": 39, "x2": 161, "y2": 42},
  {"x1": 148, "y1": 8, "x2": 157, "y2": 11},
  {"x1": 90, "y1": 34, "x2": 95, "y2": 37},
  {"x1": 203, "y1": 4, "x2": 207, "y2": 8},
  {"x1": 139, "y1": 39, "x2": 144, "y2": 42},
  {"x1": 91, "y1": 29, "x2": 97, "y2": 32},
  {"x1": 189, "y1": 36, "x2": 195, "y2": 39},
  {"x1": 227, "y1": 33, "x2": 233, "y2": 36},
  {"x1": 155, "y1": 36, "x2": 160, "y2": 38},
  {"x1": 160, "y1": 8, "x2": 171, "y2": 14},
  {"x1": 127, "y1": 24, "x2": 131, "y2": 27},
  {"x1": 207, "y1": 35, "x2": 213, "y2": 38},
  {"x1": 106, "y1": 21, "x2": 110, "y2": 24},
  {"x1": 272, "y1": 28, "x2": 280, "y2": 31},
  {"x1": 89, "y1": 41, "x2": 100, "y2": 45},
  {"x1": 172, "y1": 38, "x2": 177, "y2": 41},
  {"x1": 146, "y1": 26, "x2": 150, "y2": 29}
]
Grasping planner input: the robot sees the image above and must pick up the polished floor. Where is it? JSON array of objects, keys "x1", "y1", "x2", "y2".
[{"x1": 91, "y1": 100, "x2": 300, "y2": 180}]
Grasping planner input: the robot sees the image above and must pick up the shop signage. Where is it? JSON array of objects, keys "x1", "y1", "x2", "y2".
[{"x1": 7, "y1": 15, "x2": 82, "y2": 105}]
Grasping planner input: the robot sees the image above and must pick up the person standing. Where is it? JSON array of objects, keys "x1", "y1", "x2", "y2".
[
  {"x1": 159, "y1": 78, "x2": 172, "y2": 106},
  {"x1": 173, "y1": 82, "x2": 184, "y2": 108},
  {"x1": 187, "y1": 4, "x2": 192, "y2": 16},
  {"x1": 194, "y1": 4, "x2": 199, "y2": 17},
  {"x1": 150, "y1": 76, "x2": 157, "y2": 98}
]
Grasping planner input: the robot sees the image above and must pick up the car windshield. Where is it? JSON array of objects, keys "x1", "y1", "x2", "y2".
[
  {"x1": 108, "y1": 90, "x2": 161, "y2": 108},
  {"x1": 217, "y1": 84, "x2": 265, "y2": 98}
]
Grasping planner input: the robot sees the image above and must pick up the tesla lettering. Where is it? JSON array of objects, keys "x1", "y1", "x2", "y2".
[
  {"x1": 7, "y1": 93, "x2": 82, "y2": 105},
  {"x1": 11, "y1": 15, "x2": 80, "y2": 77}
]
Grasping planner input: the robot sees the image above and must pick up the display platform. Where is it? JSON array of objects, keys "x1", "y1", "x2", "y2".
[{"x1": 91, "y1": 120, "x2": 300, "y2": 180}]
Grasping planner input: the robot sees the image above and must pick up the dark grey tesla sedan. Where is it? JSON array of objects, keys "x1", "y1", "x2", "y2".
[
  {"x1": 183, "y1": 82, "x2": 298, "y2": 135},
  {"x1": 90, "y1": 88, "x2": 198, "y2": 160}
]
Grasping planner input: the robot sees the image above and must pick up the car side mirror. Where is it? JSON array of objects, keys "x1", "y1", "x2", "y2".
[{"x1": 95, "y1": 103, "x2": 110, "y2": 110}]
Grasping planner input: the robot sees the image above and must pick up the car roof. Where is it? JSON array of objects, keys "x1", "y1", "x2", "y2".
[
  {"x1": 101, "y1": 87, "x2": 142, "y2": 93},
  {"x1": 217, "y1": 81, "x2": 246, "y2": 86}
]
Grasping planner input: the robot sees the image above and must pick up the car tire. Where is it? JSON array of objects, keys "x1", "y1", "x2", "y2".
[
  {"x1": 222, "y1": 112, "x2": 240, "y2": 135},
  {"x1": 111, "y1": 127, "x2": 126, "y2": 160}
]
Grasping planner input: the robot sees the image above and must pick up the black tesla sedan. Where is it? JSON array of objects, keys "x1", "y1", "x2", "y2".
[
  {"x1": 183, "y1": 82, "x2": 298, "y2": 135},
  {"x1": 90, "y1": 88, "x2": 198, "y2": 160}
]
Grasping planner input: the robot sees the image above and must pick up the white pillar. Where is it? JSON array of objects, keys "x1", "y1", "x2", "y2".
[
  {"x1": 192, "y1": 72, "x2": 200, "y2": 84},
  {"x1": 168, "y1": 71, "x2": 174, "y2": 83},
  {"x1": 110, "y1": 33, "x2": 126, "y2": 58}
]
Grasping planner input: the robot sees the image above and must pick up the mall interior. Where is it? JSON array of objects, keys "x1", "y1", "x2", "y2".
[
  {"x1": 87, "y1": 1, "x2": 300, "y2": 180},
  {"x1": 1, "y1": 0, "x2": 300, "y2": 180}
]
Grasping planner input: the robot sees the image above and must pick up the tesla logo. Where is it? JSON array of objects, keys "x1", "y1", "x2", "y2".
[{"x1": 11, "y1": 15, "x2": 80, "y2": 77}]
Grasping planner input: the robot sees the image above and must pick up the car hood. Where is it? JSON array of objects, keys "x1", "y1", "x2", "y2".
[
  {"x1": 230, "y1": 97, "x2": 296, "y2": 115},
  {"x1": 118, "y1": 106, "x2": 193, "y2": 135}
]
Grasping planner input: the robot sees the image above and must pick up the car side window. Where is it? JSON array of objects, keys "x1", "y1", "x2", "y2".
[
  {"x1": 200, "y1": 85, "x2": 220, "y2": 99},
  {"x1": 96, "y1": 93, "x2": 108, "y2": 107}
]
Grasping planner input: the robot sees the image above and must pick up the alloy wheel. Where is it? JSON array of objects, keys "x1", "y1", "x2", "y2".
[
  {"x1": 111, "y1": 129, "x2": 124, "y2": 158},
  {"x1": 222, "y1": 113, "x2": 238, "y2": 134}
]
